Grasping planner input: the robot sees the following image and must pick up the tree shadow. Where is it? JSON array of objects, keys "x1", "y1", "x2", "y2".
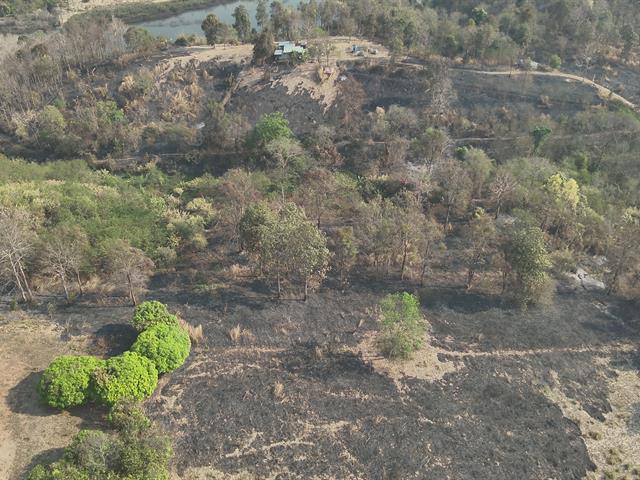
[
  {"x1": 7, "y1": 371, "x2": 107, "y2": 427},
  {"x1": 92, "y1": 323, "x2": 138, "y2": 357},
  {"x1": 7, "y1": 371, "x2": 56, "y2": 417},
  {"x1": 419, "y1": 286, "x2": 505, "y2": 314},
  {"x1": 19, "y1": 447, "x2": 65, "y2": 478}
]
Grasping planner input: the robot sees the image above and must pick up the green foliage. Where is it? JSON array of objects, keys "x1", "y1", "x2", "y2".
[
  {"x1": 378, "y1": 292, "x2": 428, "y2": 359},
  {"x1": 239, "y1": 202, "x2": 277, "y2": 253},
  {"x1": 0, "y1": 158, "x2": 171, "y2": 258},
  {"x1": 505, "y1": 226, "x2": 554, "y2": 308},
  {"x1": 201, "y1": 13, "x2": 237, "y2": 45},
  {"x1": 107, "y1": 400, "x2": 152, "y2": 435},
  {"x1": 232, "y1": 5, "x2": 252, "y2": 41},
  {"x1": 531, "y1": 126, "x2": 552, "y2": 154},
  {"x1": 248, "y1": 112, "x2": 293, "y2": 149},
  {"x1": 132, "y1": 300, "x2": 179, "y2": 332},
  {"x1": 28, "y1": 406, "x2": 172, "y2": 480},
  {"x1": 132, "y1": 323, "x2": 191, "y2": 373},
  {"x1": 549, "y1": 54, "x2": 562, "y2": 69},
  {"x1": 39, "y1": 356, "x2": 105, "y2": 409},
  {"x1": 32, "y1": 105, "x2": 67, "y2": 151},
  {"x1": 90, "y1": 352, "x2": 158, "y2": 406}
]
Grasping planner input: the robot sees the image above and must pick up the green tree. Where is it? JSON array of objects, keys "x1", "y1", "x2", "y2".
[
  {"x1": 605, "y1": 207, "x2": 640, "y2": 295},
  {"x1": 248, "y1": 111, "x2": 293, "y2": 148},
  {"x1": 201, "y1": 13, "x2": 236, "y2": 45},
  {"x1": 32, "y1": 105, "x2": 66, "y2": 151},
  {"x1": 378, "y1": 292, "x2": 428, "y2": 359},
  {"x1": 531, "y1": 125, "x2": 552, "y2": 154},
  {"x1": 247, "y1": 203, "x2": 330, "y2": 299},
  {"x1": 233, "y1": 5, "x2": 252, "y2": 42},
  {"x1": 504, "y1": 225, "x2": 553, "y2": 308},
  {"x1": 549, "y1": 54, "x2": 562, "y2": 69},
  {"x1": 471, "y1": 7, "x2": 489, "y2": 25},
  {"x1": 256, "y1": 0, "x2": 268, "y2": 29},
  {"x1": 462, "y1": 147, "x2": 495, "y2": 198}
]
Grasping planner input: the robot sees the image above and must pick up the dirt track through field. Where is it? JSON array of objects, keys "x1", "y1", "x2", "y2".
[
  {"x1": 450, "y1": 67, "x2": 636, "y2": 109},
  {"x1": 440, "y1": 340, "x2": 636, "y2": 359}
]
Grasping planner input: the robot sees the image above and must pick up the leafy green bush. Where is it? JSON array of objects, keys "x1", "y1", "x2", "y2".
[
  {"x1": 90, "y1": 352, "x2": 158, "y2": 406},
  {"x1": 132, "y1": 323, "x2": 191, "y2": 373},
  {"x1": 28, "y1": 405, "x2": 172, "y2": 480},
  {"x1": 378, "y1": 292, "x2": 428, "y2": 359},
  {"x1": 39, "y1": 356, "x2": 105, "y2": 409},
  {"x1": 132, "y1": 300, "x2": 179, "y2": 332}
]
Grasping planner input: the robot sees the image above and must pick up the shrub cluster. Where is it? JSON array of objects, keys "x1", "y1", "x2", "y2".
[
  {"x1": 378, "y1": 292, "x2": 429, "y2": 360},
  {"x1": 132, "y1": 300, "x2": 179, "y2": 331},
  {"x1": 38, "y1": 301, "x2": 190, "y2": 409},
  {"x1": 90, "y1": 352, "x2": 158, "y2": 407},
  {"x1": 39, "y1": 356, "x2": 105, "y2": 409},
  {"x1": 132, "y1": 323, "x2": 191, "y2": 374},
  {"x1": 27, "y1": 402, "x2": 172, "y2": 480}
]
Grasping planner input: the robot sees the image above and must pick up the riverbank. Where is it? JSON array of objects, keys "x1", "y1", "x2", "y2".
[{"x1": 68, "y1": 0, "x2": 235, "y2": 26}]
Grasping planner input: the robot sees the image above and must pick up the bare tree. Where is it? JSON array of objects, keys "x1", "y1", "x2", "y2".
[
  {"x1": 489, "y1": 168, "x2": 519, "y2": 219},
  {"x1": 106, "y1": 240, "x2": 154, "y2": 305},
  {"x1": 0, "y1": 207, "x2": 36, "y2": 303},
  {"x1": 41, "y1": 225, "x2": 89, "y2": 302}
]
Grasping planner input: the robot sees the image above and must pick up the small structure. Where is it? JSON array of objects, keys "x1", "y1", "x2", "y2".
[{"x1": 274, "y1": 41, "x2": 307, "y2": 62}]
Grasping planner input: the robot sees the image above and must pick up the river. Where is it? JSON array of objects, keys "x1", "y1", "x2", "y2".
[{"x1": 135, "y1": 0, "x2": 301, "y2": 40}]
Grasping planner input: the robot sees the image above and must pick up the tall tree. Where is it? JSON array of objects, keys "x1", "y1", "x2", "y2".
[
  {"x1": 252, "y1": 28, "x2": 275, "y2": 65},
  {"x1": 256, "y1": 0, "x2": 269, "y2": 30},
  {"x1": 462, "y1": 209, "x2": 497, "y2": 291},
  {"x1": 0, "y1": 207, "x2": 35, "y2": 303},
  {"x1": 503, "y1": 225, "x2": 552, "y2": 308},
  {"x1": 242, "y1": 203, "x2": 330, "y2": 299},
  {"x1": 605, "y1": 207, "x2": 640, "y2": 295},
  {"x1": 232, "y1": 5, "x2": 252, "y2": 42}
]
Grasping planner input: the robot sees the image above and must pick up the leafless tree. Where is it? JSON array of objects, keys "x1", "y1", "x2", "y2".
[
  {"x1": 0, "y1": 207, "x2": 36, "y2": 303},
  {"x1": 106, "y1": 240, "x2": 154, "y2": 305},
  {"x1": 41, "y1": 225, "x2": 89, "y2": 302}
]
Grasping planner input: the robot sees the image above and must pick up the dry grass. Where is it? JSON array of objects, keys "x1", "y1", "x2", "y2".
[
  {"x1": 180, "y1": 318, "x2": 205, "y2": 345},
  {"x1": 272, "y1": 382, "x2": 285, "y2": 401},
  {"x1": 227, "y1": 325, "x2": 253, "y2": 345}
]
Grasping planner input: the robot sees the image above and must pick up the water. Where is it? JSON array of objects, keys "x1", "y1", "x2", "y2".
[{"x1": 135, "y1": 0, "x2": 302, "y2": 40}]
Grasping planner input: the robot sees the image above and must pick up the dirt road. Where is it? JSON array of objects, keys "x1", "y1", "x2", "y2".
[{"x1": 452, "y1": 67, "x2": 636, "y2": 109}]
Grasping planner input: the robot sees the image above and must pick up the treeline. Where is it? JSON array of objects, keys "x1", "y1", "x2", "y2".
[
  {"x1": 3, "y1": 94, "x2": 640, "y2": 306},
  {"x1": 197, "y1": 0, "x2": 640, "y2": 66}
]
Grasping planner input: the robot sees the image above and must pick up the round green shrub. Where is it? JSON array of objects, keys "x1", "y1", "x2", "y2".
[
  {"x1": 39, "y1": 356, "x2": 105, "y2": 409},
  {"x1": 90, "y1": 352, "x2": 158, "y2": 407},
  {"x1": 131, "y1": 323, "x2": 191, "y2": 374},
  {"x1": 132, "y1": 300, "x2": 179, "y2": 332}
]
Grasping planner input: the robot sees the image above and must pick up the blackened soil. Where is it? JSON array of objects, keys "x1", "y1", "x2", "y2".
[{"x1": 138, "y1": 276, "x2": 640, "y2": 479}]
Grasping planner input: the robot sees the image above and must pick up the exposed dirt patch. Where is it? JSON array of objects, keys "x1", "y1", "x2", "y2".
[{"x1": 0, "y1": 312, "x2": 100, "y2": 479}]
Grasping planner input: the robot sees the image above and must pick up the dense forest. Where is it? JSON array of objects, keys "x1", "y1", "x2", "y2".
[{"x1": 1, "y1": 1, "x2": 640, "y2": 479}]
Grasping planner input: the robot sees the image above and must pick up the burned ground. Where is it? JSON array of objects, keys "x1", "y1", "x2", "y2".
[{"x1": 135, "y1": 271, "x2": 636, "y2": 480}]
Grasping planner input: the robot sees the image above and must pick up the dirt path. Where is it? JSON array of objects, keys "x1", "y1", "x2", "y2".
[
  {"x1": 440, "y1": 341, "x2": 636, "y2": 359},
  {"x1": 453, "y1": 67, "x2": 636, "y2": 109}
]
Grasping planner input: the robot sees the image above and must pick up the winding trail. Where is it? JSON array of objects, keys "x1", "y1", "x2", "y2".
[{"x1": 450, "y1": 67, "x2": 636, "y2": 109}]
